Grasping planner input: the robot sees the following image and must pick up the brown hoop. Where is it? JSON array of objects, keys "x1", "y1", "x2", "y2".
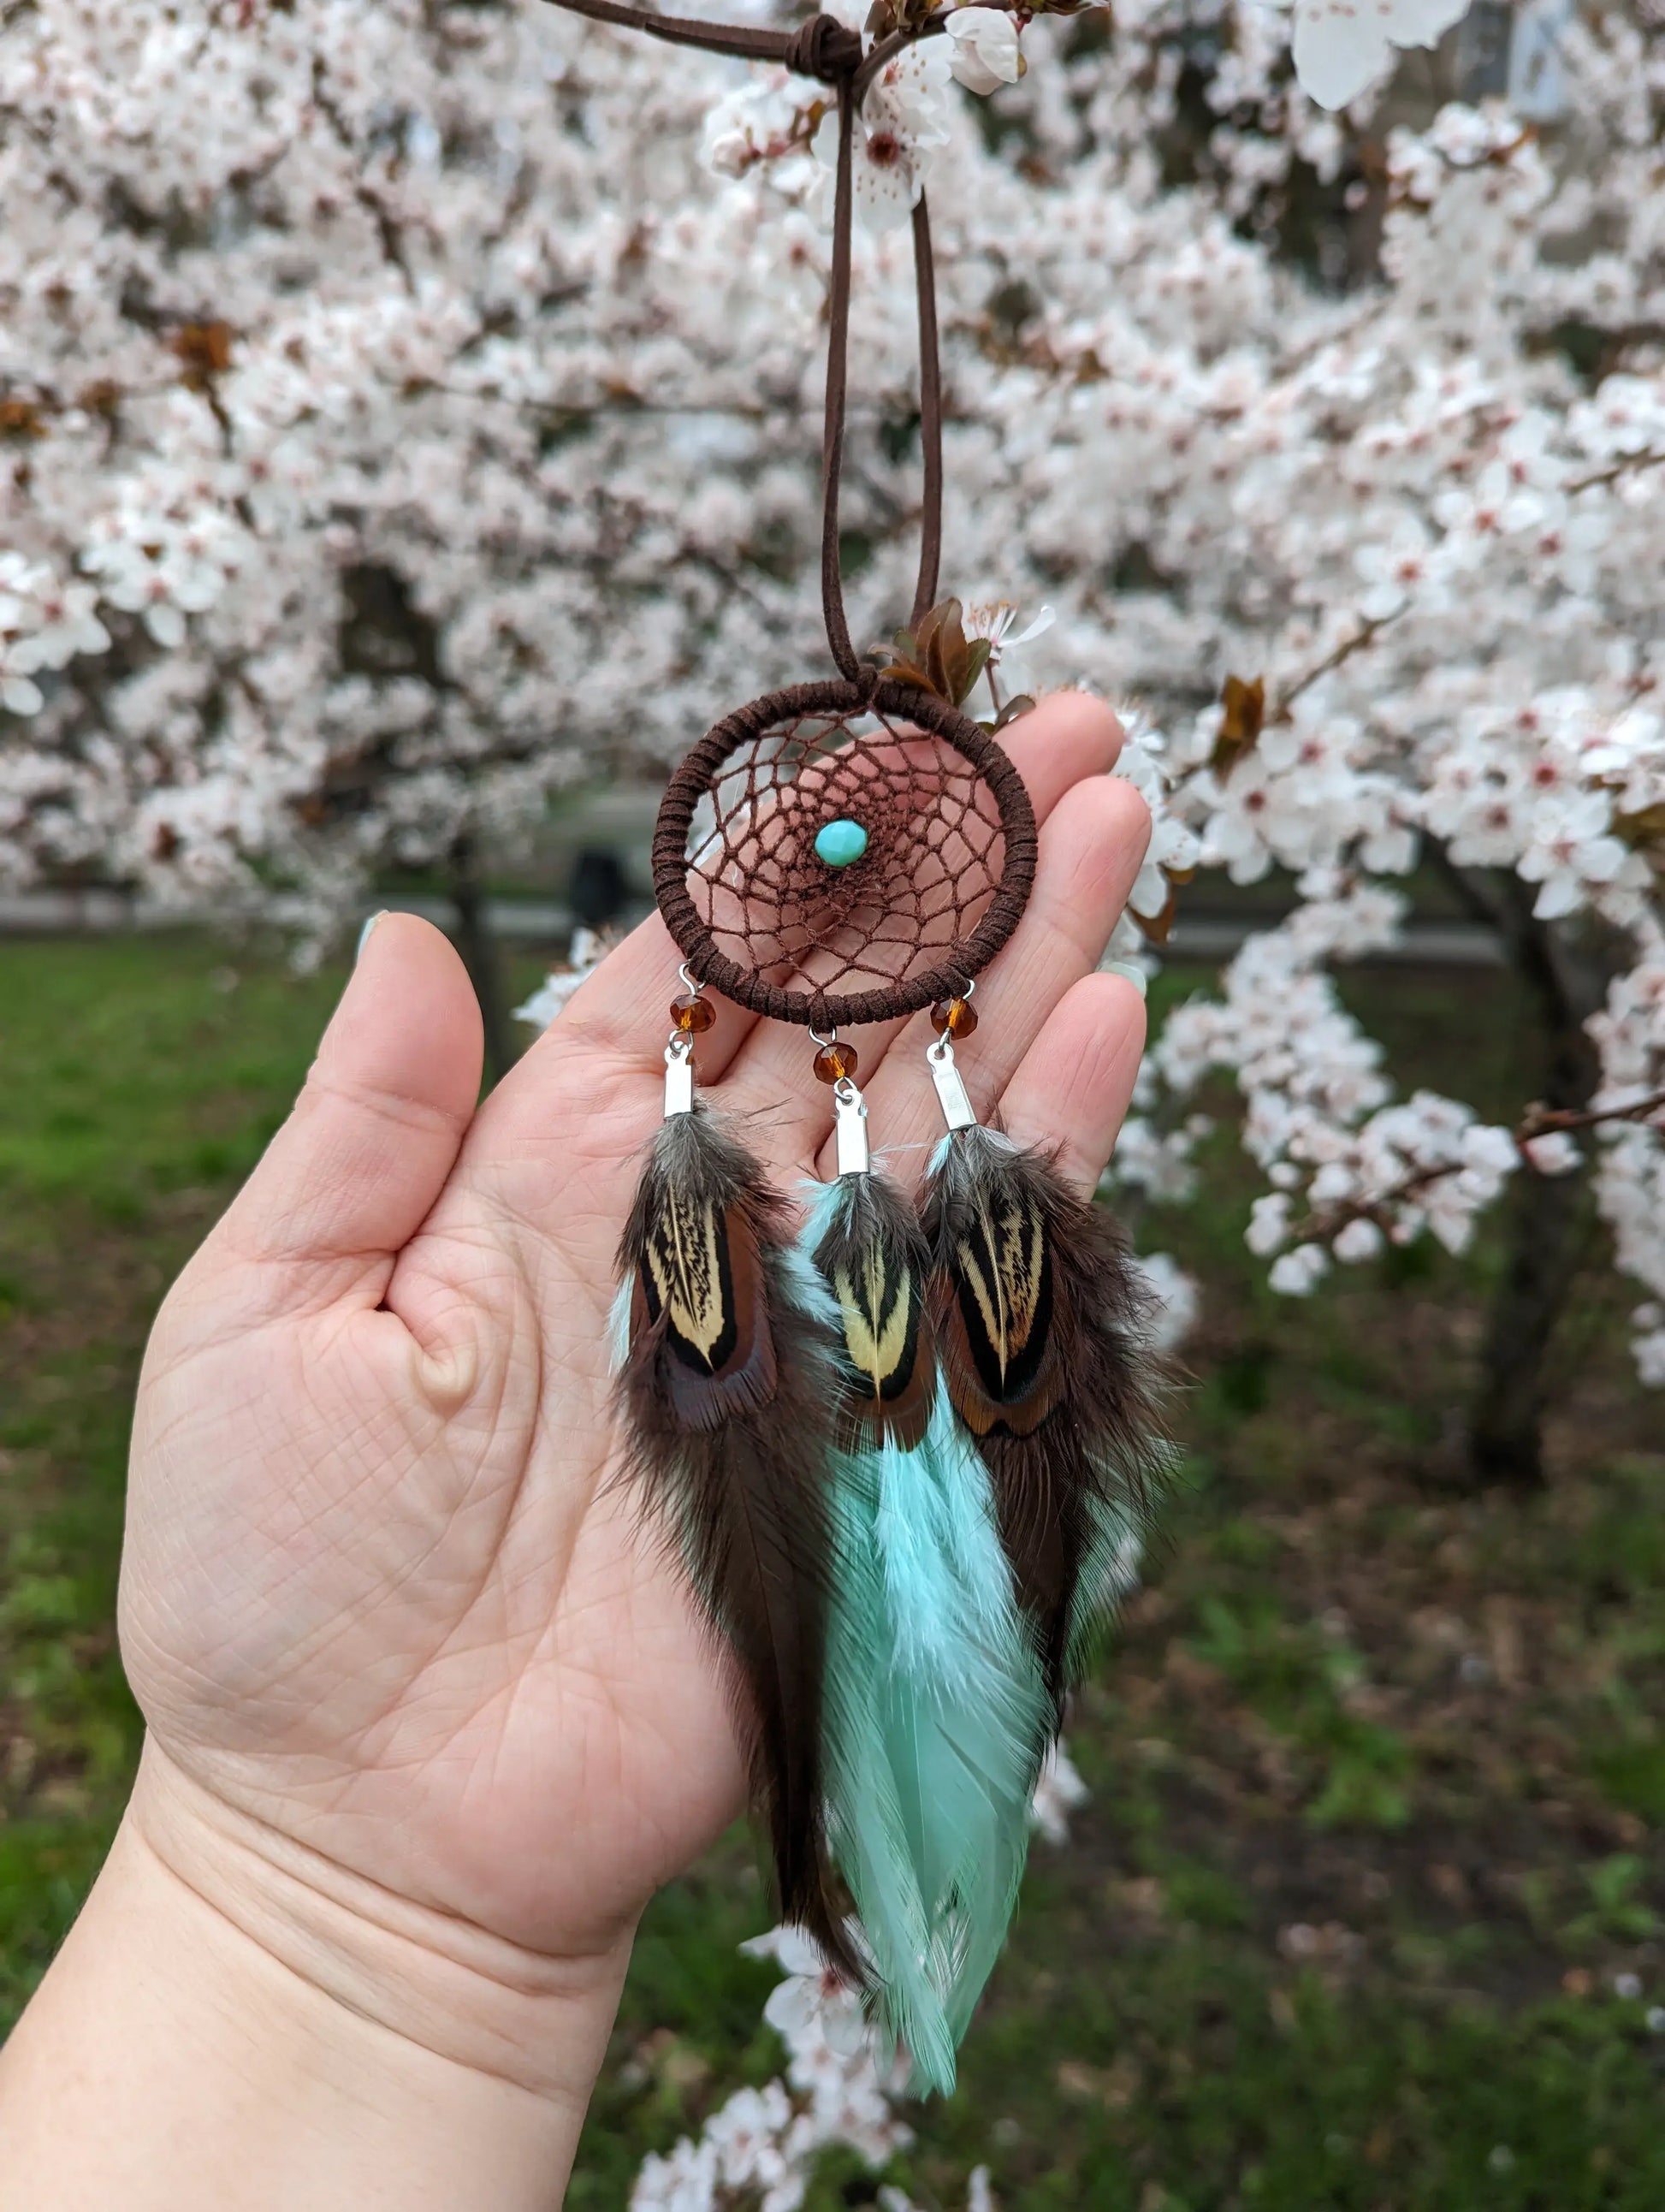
[{"x1": 651, "y1": 677, "x2": 1038, "y2": 1028}]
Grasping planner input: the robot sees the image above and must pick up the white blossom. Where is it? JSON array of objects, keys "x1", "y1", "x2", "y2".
[
  {"x1": 702, "y1": 73, "x2": 812, "y2": 181},
  {"x1": 814, "y1": 42, "x2": 951, "y2": 233},
  {"x1": 1332, "y1": 1216, "x2": 1385, "y2": 1263},
  {"x1": 512, "y1": 928, "x2": 610, "y2": 1029},
  {"x1": 631, "y1": 2133, "x2": 720, "y2": 2212},
  {"x1": 705, "y1": 2082, "x2": 798, "y2": 2194},
  {"x1": 1521, "y1": 1130, "x2": 1582, "y2": 1177},
  {"x1": 1030, "y1": 1739, "x2": 1091, "y2": 1846},
  {"x1": 1130, "y1": 1250, "x2": 1201, "y2": 1352},
  {"x1": 1270, "y1": 1242, "x2": 1331, "y2": 1296},
  {"x1": 742, "y1": 1924, "x2": 870, "y2": 2059},
  {"x1": 944, "y1": 10, "x2": 1022, "y2": 98},
  {"x1": 1293, "y1": 0, "x2": 1473, "y2": 112}
]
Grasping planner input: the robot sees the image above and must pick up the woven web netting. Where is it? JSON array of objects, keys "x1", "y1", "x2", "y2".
[{"x1": 681, "y1": 703, "x2": 1007, "y2": 1010}]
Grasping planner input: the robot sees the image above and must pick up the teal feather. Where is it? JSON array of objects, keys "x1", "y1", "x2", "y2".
[{"x1": 803, "y1": 1175, "x2": 1047, "y2": 2095}]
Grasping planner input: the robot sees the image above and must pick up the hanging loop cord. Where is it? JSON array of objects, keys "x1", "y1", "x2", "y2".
[
  {"x1": 910, "y1": 190, "x2": 944, "y2": 627},
  {"x1": 821, "y1": 76, "x2": 862, "y2": 680},
  {"x1": 819, "y1": 87, "x2": 946, "y2": 675},
  {"x1": 791, "y1": 30, "x2": 947, "y2": 672},
  {"x1": 542, "y1": 2, "x2": 947, "y2": 678}
]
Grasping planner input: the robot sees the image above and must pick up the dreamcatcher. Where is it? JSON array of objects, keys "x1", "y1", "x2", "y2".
[{"x1": 557, "y1": 0, "x2": 1166, "y2": 2093}]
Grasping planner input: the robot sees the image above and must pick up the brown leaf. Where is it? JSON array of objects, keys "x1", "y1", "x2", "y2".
[
  {"x1": 877, "y1": 601, "x2": 993, "y2": 706},
  {"x1": 0, "y1": 398, "x2": 46, "y2": 440},
  {"x1": 1212, "y1": 673, "x2": 1265, "y2": 781},
  {"x1": 962, "y1": 636, "x2": 993, "y2": 703},
  {"x1": 913, "y1": 597, "x2": 969, "y2": 708},
  {"x1": 1135, "y1": 883, "x2": 1178, "y2": 945},
  {"x1": 1614, "y1": 801, "x2": 1665, "y2": 848},
  {"x1": 170, "y1": 321, "x2": 234, "y2": 388}
]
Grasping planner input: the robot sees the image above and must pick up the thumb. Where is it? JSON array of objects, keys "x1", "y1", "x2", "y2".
[{"x1": 204, "y1": 912, "x2": 484, "y2": 1310}]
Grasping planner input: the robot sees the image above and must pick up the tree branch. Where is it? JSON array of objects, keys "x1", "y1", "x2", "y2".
[
  {"x1": 1285, "y1": 1087, "x2": 1665, "y2": 1248},
  {"x1": 1567, "y1": 446, "x2": 1665, "y2": 496},
  {"x1": 1271, "y1": 612, "x2": 1394, "y2": 718},
  {"x1": 534, "y1": 0, "x2": 946, "y2": 105}
]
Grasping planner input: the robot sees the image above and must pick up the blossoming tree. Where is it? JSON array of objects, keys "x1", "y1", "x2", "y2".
[{"x1": 3, "y1": 0, "x2": 1662, "y2": 1477}]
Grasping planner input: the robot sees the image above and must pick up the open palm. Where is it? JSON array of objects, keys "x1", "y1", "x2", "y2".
[{"x1": 118, "y1": 694, "x2": 1150, "y2": 1978}]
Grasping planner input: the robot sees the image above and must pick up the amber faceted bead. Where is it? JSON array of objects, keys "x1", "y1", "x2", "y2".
[
  {"x1": 812, "y1": 1041, "x2": 859, "y2": 1084},
  {"x1": 670, "y1": 992, "x2": 716, "y2": 1035},
  {"x1": 929, "y1": 996, "x2": 979, "y2": 1040}
]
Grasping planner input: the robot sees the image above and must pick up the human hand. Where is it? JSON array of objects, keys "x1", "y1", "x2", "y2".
[{"x1": 0, "y1": 695, "x2": 1150, "y2": 2210}]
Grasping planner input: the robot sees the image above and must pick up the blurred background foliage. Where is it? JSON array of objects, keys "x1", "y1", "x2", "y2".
[{"x1": 2, "y1": 927, "x2": 1661, "y2": 2208}]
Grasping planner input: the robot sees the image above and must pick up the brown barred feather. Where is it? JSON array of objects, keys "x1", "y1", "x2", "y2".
[
  {"x1": 933, "y1": 1169, "x2": 1059, "y2": 1438},
  {"x1": 617, "y1": 1108, "x2": 859, "y2": 1981},
  {"x1": 922, "y1": 1125, "x2": 1169, "y2": 1703},
  {"x1": 630, "y1": 1180, "x2": 777, "y2": 1430},
  {"x1": 811, "y1": 1170, "x2": 936, "y2": 1452}
]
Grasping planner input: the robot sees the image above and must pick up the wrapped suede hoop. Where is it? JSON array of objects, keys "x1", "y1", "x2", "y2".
[{"x1": 651, "y1": 678, "x2": 1040, "y2": 1029}]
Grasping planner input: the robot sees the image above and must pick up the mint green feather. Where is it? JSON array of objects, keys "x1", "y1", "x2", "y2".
[{"x1": 804, "y1": 1177, "x2": 1047, "y2": 2095}]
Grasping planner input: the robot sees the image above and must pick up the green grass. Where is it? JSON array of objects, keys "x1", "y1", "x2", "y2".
[{"x1": 3, "y1": 934, "x2": 1663, "y2": 2208}]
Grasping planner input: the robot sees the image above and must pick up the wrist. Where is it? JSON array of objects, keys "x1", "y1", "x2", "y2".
[
  {"x1": 130, "y1": 1741, "x2": 633, "y2": 2104},
  {"x1": 0, "y1": 1742, "x2": 632, "y2": 2212}
]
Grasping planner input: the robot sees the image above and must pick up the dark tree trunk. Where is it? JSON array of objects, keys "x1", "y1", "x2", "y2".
[
  {"x1": 1455, "y1": 870, "x2": 1603, "y2": 1488},
  {"x1": 448, "y1": 831, "x2": 514, "y2": 1088},
  {"x1": 1468, "y1": 1141, "x2": 1590, "y2": 1488}
]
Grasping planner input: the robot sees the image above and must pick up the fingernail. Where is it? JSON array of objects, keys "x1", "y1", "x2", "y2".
[
  {"x1": 355, "y1": 910, "x2": 388, "y2": 964},
  {"x1": 1101, "y1": 958, "x2": 1149, "y2": 999}
]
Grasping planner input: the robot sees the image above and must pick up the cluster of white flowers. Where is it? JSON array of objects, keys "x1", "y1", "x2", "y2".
[
  {"x1": 3, "y1": 0, "x2": 1661, "y2": 1367},
  {"x1": 631, "y1": 1919, "x2": 913, "y2": 2212},
  {"x1": 511, "y1": 924, "x2": 612, "y2": 1029},
  {"x1": 0, "y1": 555, "x2": 110, "y2": 715},
  {"x1": 630, "y1": 1734, "x2": 1091, "y2": 2209},
  {"x1": 1153, "y1": 884, "x2": 1527, "y2": 1285}
]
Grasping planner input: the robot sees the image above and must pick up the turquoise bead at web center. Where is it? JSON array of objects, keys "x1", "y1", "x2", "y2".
[{"x1": 814, "y1": 817, "x2": 869, "y2": 869}]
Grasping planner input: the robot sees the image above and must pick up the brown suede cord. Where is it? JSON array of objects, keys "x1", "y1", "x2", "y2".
[
  {"x1": 545, "y1": 4, "x2": 945, "y2": 661},
  {"x1": 910, "y1": 191, "x2": 943, "y2": 628},
  {"x1": 821, "y1": 80, "x2": 861, "y2": 680},
  {"x1": 814, "y1": 63, "x2": 945, "y2": 671}
]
